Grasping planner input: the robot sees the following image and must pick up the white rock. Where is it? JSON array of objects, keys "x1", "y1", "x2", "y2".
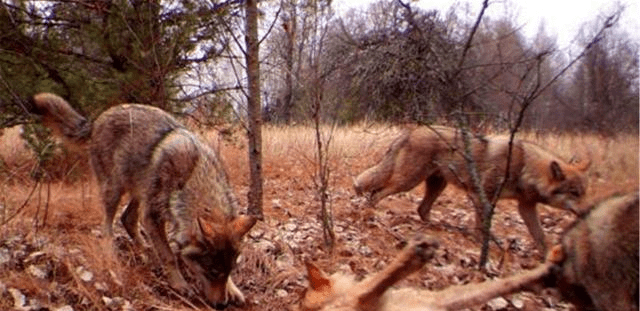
[
  {"x1": 487, "y1": 297, "x2": 509, "y2": 310},
  {"x1": 122, "y1": 300, "x2": 135, "y2": 311},
  {"x1": 94, "y1": 282, "x2": 109, "y2": 292},
  {"x1": 53, "y1": 305, "x2": 74, "y2": 311},
  {"x1": 249, "y1": 229, "x2": 265, "y2": 239},
  {"x1": 510, "y1": 296, "x2": 525, "y2": 309},
  {"x1": 8, "y1": 288, "x2": 26, "y2": 308},
  {"x1": 284, "y1": 222, "x2": 297, "y2": 232},
  {"x1": 76, "y1": 266, "x2": 94, "y2": 282},
  {"x1": 276, "y1": 289, "x2": 288, "y2": 297},
  {"x1": 0, "y1": 248, "x2": 11, "y2": 265},
  {"x1": 358, "y1": 245, "x2": 373, "y2": 256},
  {"x1": 28, "y1": 265, "x2": 48, "y2": 279},
  {"x1": 271, "y1": 199, "x2": 282, "y2": 209},
  {"x1": 102, "y1": 296, "x2": 125, "y2": 309}
]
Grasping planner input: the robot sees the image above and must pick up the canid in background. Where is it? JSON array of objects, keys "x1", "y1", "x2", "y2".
[
  {"x1": 31, "y1": 93, "x2": 256, "y2": 308},
  {"x1": 546, "y1": 191, "x2": 639, "y2": 311},
  {"x1": 354, "y1": 126, "x2": 589, "y2": 252},
  {"x1": 299, "y1": 193, "x2": 639, "y2": 311},
  {"x1": 298, "y1": 236, "x2": 559, "y2": 311}
]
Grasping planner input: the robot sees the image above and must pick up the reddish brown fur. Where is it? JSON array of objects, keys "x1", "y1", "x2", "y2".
[
  {"x1": 548, "y1": 192, "x2": 639, "y2": 311},
  {"x1": 354, "y1": 126, "x2": 589, "y2": 252},
  {"x1": 31, "y1": 93, "x2": 256, "y2": 307},
  {"x1": 298, "y1": 236, "x2": 558, "y2": 311},
  {"x1": 302, "y1": 192, "x2": 638, "y2": 311}
]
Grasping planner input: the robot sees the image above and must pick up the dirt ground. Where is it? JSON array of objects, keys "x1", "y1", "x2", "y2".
[{"x1": 0, "y1": 127, "x2": 631, "y2": 311}]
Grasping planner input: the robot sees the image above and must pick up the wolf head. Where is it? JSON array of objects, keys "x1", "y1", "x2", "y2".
[
  {"x1": 297, "y1": 262, "x2": 349, "y2": 311},
  {"x1": 298, "y1": 236, "x2": 440, "y2": 311},
  {"x1": 538, "y1": 160, "x2": 590, "y2": 214},
  {"x1": 179, "y1": 215, "x2": 256, "y2": 307}
]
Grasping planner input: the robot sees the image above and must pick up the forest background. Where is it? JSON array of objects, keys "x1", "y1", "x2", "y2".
[{"x1": 0, "y1": 0, "x2": 638, "y2": 310}]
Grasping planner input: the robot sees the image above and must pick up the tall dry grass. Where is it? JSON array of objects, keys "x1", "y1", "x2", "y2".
[
  {"x1": 0, "y1": 123, "x2": 636, "y2": 310},
  {"x1": 1, "y1": 123, "x2": 636, "y2": 212}
]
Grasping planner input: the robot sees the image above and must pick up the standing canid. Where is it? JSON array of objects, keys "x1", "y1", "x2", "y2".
[
  {"x1": 354, "y1": 126, "x2": 589, "y2": 252},
  {"x1": 297, "y1": 236, "x2": 560, "y2": 311},
  {"x1": 299, "y1": 193, "x2": 637, "y2": 311},
  {"x1": 545, "y1": 191, "x2": 639, "y2": 311},
  {"x1": 31, "y1": 93, "x2": 256, "y2": 308}
]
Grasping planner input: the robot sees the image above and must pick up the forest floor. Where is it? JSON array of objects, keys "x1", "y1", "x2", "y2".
[{"x1": 0, "y1": 124, "x2": 637, "y2": 311}]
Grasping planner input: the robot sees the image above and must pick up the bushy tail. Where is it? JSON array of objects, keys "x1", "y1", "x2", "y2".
[
  {"x1": 31, "y1": 93, "x2": 91, "y2": 148},
  {"x1": 353, "y1": 130, "x2": 410, "y2": 196}
]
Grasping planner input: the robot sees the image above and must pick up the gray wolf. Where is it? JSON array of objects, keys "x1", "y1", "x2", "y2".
[
  {"x1": 299, "y1": 192, "x2": 638, "y2": 311},
  {"x1": 546, "y1": 191, "x2": 639, "y2": 311},
  {"x1": 298, "y1": 236, "x2": 558, "y2": 311},
  {"x1": 31, "y1": 92, "x2": 256, "y2": 308},
  {"x1": 354, "y1": 125, "x2": 590, "y2": 252}
]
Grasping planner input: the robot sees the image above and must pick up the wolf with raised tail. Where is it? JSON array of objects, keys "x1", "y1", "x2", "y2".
[
  {"x1": 31, "y1": 92, "x2": 256, "y2": 308},
  {"x1": 354, "y1": 126, "x2": 590, "y2": 253}
]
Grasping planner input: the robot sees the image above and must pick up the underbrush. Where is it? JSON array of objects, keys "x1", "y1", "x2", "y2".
[{"x1": 0, "y1": 123, "x2": 636, "y2": 310}]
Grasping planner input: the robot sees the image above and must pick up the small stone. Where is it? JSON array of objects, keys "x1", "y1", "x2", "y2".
[
  {"x1": 91, "y1": 229, "x2": 103, "y2": 237},
  {"x1": 54, "y1": 305, "x2": 74, "y2": 311},
  {"x1": 0, "y1": 248, "x2": 11, "y2": 265},
  {"x1": 271, "y1": 199, "x2": 282, "y2": 209},
  {"x1": 28, "y1": 264, "x2": 48, "y2": 279},
  {"x1": 102, "y1": 296, "x2": 125, "y2": 310},
  {"x1": 284, "y1": 222, "x2": 297, "y2": 232},
  {"x1": 122, "y1": 300, "x2": 134, "y2": 311},
  {"x1": 8, "y1": 288, "x2": 26, "y2": 308},
  {"x1": 487, "y1": 297, "x2": 509, "y2": 310},
  {"x1": 276, "y1": 289, "x2": 288, "y2": 297},
  {"x1": 76, "y1": 266, "x2": 94, "y2": 282},
  {"x1": 249, "y1": 229, "x2": 265, "y2": 239},
  {"x1": 358, "y1": 245, "x2": 373, "y2": 256},
  {"x1": 511, "y1": 297, "x2": 525, "y2": 309},
  {"x1": 94, "y1": 282, "x2": 109, "y2": 292}
]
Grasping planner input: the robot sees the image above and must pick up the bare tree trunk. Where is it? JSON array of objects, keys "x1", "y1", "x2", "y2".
[
  {"x1": 282, "y1": 0, "x2": 296, "y2": 123},
  {"x1": 245, "y1": 0, "x2": 263, "y2": 220}
]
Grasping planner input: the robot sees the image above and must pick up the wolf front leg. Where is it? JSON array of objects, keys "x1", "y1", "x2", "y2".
[
  {"x1": 225, "y1": 277, "x2": 246, "y2": 305},
  {"x1": 517, "y1": 201, "x2": 547, "y2": 254},
  {"x1": 357, "y1": 236, "x2": 439, "y2": 308}
]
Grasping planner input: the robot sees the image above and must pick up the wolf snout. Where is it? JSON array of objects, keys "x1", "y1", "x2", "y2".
[{"x1": 562, "y1": 201, "x2": 581, "y2": 216}]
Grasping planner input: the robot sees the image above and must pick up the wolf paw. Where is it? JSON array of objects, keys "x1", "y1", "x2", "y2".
[
  {"x1": 226, "y1": 278, "x2": 246, "y2": 306},
  {"x1": 168, "y1": 270, "x2": 194, "y2": 297}
]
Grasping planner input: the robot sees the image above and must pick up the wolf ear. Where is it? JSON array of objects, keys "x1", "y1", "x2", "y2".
[
  {"x1": 231, "y1": 215, "x2": 257, "y2": 240},
  {"x1": 196, "y1": 217, "x2": 224, "y2": 238},
  {"x1": 550, "y1": 161, "x2": 565, "y2": 181},
  {"x1": 305, "y1": 261, "x2": 331, "y2": 291},
  {"x1": 574, "y1": 159, "x2": 591, "y2": 172}
]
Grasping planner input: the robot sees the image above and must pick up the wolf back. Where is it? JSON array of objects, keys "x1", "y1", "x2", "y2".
[
  {"x1": 31, "y1": 93, "x2": 255, "y2": 308},
  {"x1": 354, "y1": 125, "x2": 590, "y2": 252}
]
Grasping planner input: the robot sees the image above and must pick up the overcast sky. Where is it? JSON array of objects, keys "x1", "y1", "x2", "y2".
[{"x1": 333, "y1": 0, "x2": 639, "y2": 50}]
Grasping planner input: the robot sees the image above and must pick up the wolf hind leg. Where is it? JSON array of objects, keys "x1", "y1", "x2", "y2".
[
  {"x1": 100, "y1": 181, "x2": 124, "y2": 237},
  {"x1": 120, "y1": 197, "x2": 145, "y2": 249},
  {"x1": 417, "y1": 173, "x2": 447, "y2": 222}
]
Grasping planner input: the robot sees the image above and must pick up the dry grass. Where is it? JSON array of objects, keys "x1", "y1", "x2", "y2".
[{"x1": 0, "y1": 123, "x2": 637, "y2": 310}]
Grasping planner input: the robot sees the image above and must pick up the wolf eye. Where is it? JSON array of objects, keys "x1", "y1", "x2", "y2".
[{"x1": 204, "y1": 269, "x2": 223, "y2": 280}]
